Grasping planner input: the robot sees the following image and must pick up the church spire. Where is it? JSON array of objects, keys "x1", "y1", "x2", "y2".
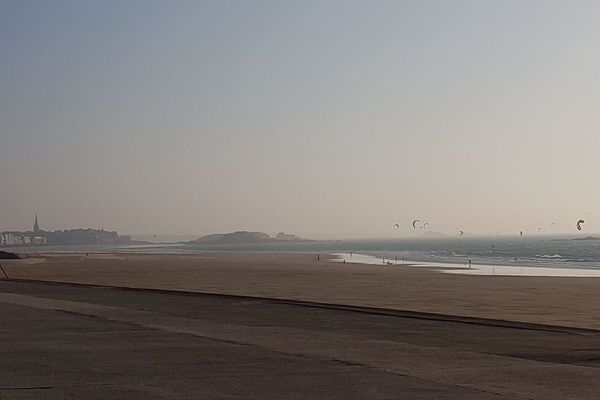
[{"x1": 34, "y1": 213, "x2": 40, "y2": 233}]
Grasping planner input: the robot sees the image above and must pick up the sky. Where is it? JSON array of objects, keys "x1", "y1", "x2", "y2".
[{"x1": 2, "y1": 0, "x2": 600, "y2": 238}]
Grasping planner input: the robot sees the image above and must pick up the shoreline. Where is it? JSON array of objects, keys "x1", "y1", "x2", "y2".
[
  {"x1": 9, "y1": 248, "x2": 600, "y2": 277},
  {"x1": 331, "y1": 252, "x2": 600, "y2": 277},
  {"x1": 5, "y1": 236, "x2": 600, "y2": 272},
  {"x1": 4, "y1": 251, "x2": 600, "y2": 330}
]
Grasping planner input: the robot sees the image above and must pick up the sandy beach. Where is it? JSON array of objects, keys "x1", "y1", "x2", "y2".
[{"x1": 4, "y1": 251, "x2": 600, "y2": 330}]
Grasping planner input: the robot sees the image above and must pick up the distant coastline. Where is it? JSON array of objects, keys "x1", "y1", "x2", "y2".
[
  {"x1": 0, "y1": 214, "x2": 142, "y2": 248},
  {"x1": 186, "y1": 231, "x2": 318, "y2": 245}
]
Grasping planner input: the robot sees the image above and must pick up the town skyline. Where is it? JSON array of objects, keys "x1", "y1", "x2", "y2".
[{"x1": 0, "y1": 213, "x2": 130, "y2": 246}]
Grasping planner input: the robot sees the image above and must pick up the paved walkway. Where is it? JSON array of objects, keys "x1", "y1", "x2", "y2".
[{"x1": 1, "y1": 280, "x2": 600, "y2": 399}]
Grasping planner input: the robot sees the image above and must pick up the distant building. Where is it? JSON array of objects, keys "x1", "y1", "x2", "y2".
[
  {"x1": 0, "y1": 213, "x2": 131, "y2": 247},
  {"x1": 275, "y1": 232, "x2": 302, "y2": 241},
  {"x1": 34, "y1": 213, "x2": 40, "y2": 234}
]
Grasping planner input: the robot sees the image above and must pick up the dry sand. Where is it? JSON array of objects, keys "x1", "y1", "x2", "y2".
[{"x1": 3, "y1": 252, "x2": 600, "y2": 330}]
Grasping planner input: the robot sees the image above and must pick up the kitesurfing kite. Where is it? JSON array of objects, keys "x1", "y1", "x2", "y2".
[
  {"x1": 577, "y1": 219, "x2": 585, "y2": 231},
  {"x1": 393, "y1": 223, "x2": 400, "y2": 229},
  {"x1": 459, "y1": 230, "x2": 464, "y2": 236},
  {"x1": 412, "y1": 219, "x2": 420, "y2": 229},
  {"x1": 519, "y1": 231, "x2": 523, "y2": 237}
]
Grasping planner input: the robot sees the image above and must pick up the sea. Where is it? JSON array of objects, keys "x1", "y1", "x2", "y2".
[{"x1": 6, "y1": 235, "x2": 600, "y2": 277}]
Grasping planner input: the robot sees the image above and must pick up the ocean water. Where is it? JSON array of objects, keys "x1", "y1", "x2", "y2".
[
  {"x1": 7, "y1": 235, "x2": 600, "y2": 276},
  {"x1": 322, "y1": 236, "x2": 600, "y2": 276},
  {"x1": 173, "y1": 236, "x2": 600, "y2": 268},
  {"x1": 336, "y1": 236, "x2": 600, "y2": 269},
  {"x1": 330, "y1": 253, "x2": 600, "y2": 277}
]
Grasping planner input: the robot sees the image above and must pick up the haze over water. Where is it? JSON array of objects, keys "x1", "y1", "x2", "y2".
[{"x1": 10, "y1": 235, "x2": 600, "y2": 275}]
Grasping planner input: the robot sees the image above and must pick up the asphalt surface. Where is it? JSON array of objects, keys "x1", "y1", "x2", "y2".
[{"x1": 1, "y1": 280, "x2": 600, "y2": 399}]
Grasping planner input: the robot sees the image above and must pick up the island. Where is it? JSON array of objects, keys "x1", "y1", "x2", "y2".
[{"x1": 187, "y1": 231, "x2": 312, "y2": 245}]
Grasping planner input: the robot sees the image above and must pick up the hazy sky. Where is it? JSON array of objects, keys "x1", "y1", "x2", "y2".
[{"x1": 2, "y1": 0, "x2": 600, "y2": 238}]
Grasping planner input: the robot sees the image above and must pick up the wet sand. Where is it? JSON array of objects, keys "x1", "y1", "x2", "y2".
[{"x1": 4, "y1": 252, "x2": 600, "y2": 330}]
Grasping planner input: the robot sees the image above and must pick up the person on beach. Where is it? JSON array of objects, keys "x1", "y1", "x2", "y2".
[
  {"x1": 468, "y1": 259, "x2": 472, "y2": 269},
  {"x1": 317, "y1": 254, "x2": 320, "y2": 262}
]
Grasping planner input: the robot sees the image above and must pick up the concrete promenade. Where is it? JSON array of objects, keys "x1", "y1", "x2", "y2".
[{"x1": 2, "y1": 279, "x2": 600, "y2": 399}]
